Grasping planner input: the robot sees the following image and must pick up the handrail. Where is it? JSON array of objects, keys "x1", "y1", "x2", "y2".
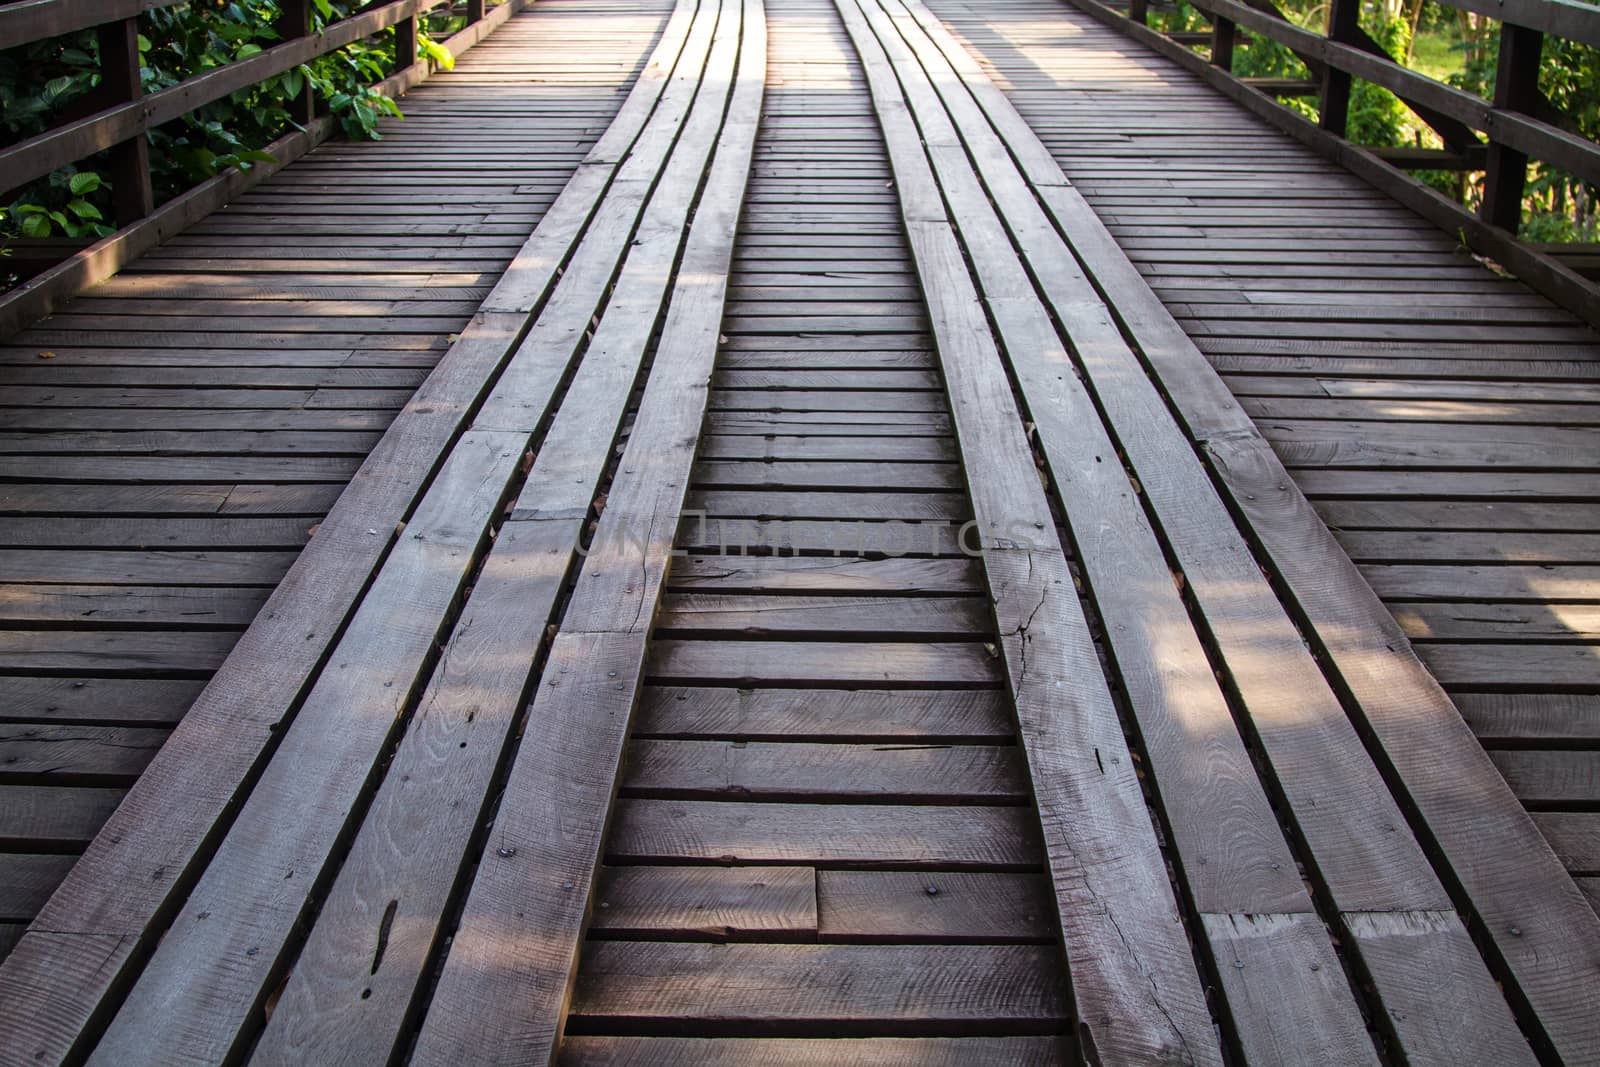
[
  {"x1": 1078, "y1": 0, "x2": 1600, "y2": 326},
  {"x1": 0, "y1": 0, "x2": 457, "y2": 202},
  {"x1": 1179, "y1": 0, "x2": 1599, "y2": 185},
  {"x1": 1430, "y1": 0, "x2": 1600, "y2": 48},
  {"x1": 0, "y1": 0, "x2": 522, "y2": 338},
  {"x1": 0, "y1": 0, "x2": 190, "y2": 51}
]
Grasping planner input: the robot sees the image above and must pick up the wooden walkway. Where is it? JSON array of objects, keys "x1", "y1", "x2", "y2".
[{"x1": 0, "y1": 0, "x2": 1597, "y2": 1062}]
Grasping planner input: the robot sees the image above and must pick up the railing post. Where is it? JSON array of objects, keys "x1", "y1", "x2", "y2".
[
  {"x1": 95, "y1": 17, "x2": 155, "y2": 224},
  {"x1": 467, "y1": 0, "x2": 486, "y2": 24},
  {"x1": 1481, "y1": 22, "x2": 1543, "y2": 232},
  {"x1": 1210, "y1": 17, "x2": 1236, "y2": 71},
  {"x1": 396, "y1": 9, "x2": 419, "y2": 72},
  {"x1": 276, "y1": 0, "x2": 317, "y2": 125},
  {"x1": 1128, "y1": 0, "x2": 1149, "y2": 27},
  {"x1": 1318, "y1": 0, "x2": 1358, "y2": 135}
]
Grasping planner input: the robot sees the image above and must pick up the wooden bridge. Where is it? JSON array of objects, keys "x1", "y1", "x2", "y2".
[{"x1": 0, "y1": 0, "x2": 1598, "y2": 1061}]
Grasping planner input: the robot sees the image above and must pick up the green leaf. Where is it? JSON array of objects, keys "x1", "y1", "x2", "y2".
[
  {"x1": 19, "y1": 214, "x2": 50, "y2": 237},
  {"x1": 47, "y1": 210, "x2": 70, "y2": 229},
  {"x1": 67, "y1": 199, "x2": 103, "y2": 220},
  {"x1": 44, "y1": 75, "x2": 72, "y2": 98},
  {"x1": 68, "y1": 172, "x2": 102, "y2": 195}
]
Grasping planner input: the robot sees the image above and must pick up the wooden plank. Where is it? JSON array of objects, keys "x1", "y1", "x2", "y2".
[
  {"x1": 657, "y1": 593, "x2": 989, "y2": 636},
  {"x1": 634, "y1": 686, "x2": 1014, "y2": 741},
  {"x1": 1489, "y1": 750, "x2": 1600, "y2": 805},
  {"x1": 1455, "y1": 694, "x2": 1600, "y2": 742},
  {"x1": 0, "y1": 678, "x2": 203, "y2": 726},
  {"x1": 608, "y1": 799, "x2": 1042, "y2": 867},
  {"x1": 588, "y1": 866, "x2": 818, "y2": 940},
  {"x1": 0, "y1": 855, "x2": 77, "y2": 924},
  {"x1": 559, "y1": 1036, "x2": 1071, "y2": 1064},
  {"x1": 647, "y1": 640, "x2": 1002, "y2": 687},
  {"x1": 1533, "y1": 813, "x2": 1600, "y2": 872},
  {"x1": 0, "y1": 585, "x2": 267, "y2": 628},
  {"x1": 834, "y1": 3, "x2": 1222, "y2": 1061},
  {"x1": 666, "y1": 555, "x2": 982, "y2": 594},
  {"x1": 0, "y1": 786, "x2": 125, "y2": 850},
  {"x1": 818, "y1": 871, "x2": 1052, "y2": 942},
  {"x1": 621, "y1": 739, "x2": 1025, "y2": 800},
  {"x1": 568, "y1": 942, "x2": 1068, "y2": 1032}
]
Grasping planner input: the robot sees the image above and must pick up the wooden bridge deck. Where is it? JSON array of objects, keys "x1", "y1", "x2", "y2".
[{"x1": 0, "y1": 0, "x2": 1597, "y2": 1062}]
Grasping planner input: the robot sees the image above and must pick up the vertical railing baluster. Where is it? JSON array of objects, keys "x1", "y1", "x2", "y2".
[
  {"x1": 1481, "y1": 22, "x2": 1543, "y2": 232},
  {"x1": 467, "y1": 0, "x2": 485, "y2": 25},
  {"x1": 396, "y1": 6, "x2": 419, "y2": 72},
  {"x1": 276, "y1": 0, "x2": 317, "y2": 125},
  {"x1": 1210, "y1": 16, "x2": 1235, "y2": 71},
  {"x1": 1128, "y1": 0, "x2": 1149, "y2": 27},
  {"x1": 95, "y1": 16, "x2": 154, "y2": 224},
  {"x1": 1319, "y1": 0, "x2": 1358, "y2": 135}
]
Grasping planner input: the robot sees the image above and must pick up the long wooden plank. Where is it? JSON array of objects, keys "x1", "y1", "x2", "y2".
[
  {"x1": 875, "y1": 3, "x2": 1539, "y2": 1062},
  {"x1": 902, "y1": 0, "x2": 1600, "y2": 1056},
  {"x1": 408, "y1": 4, "x2": 765, "y2": 1059},
  {"x1": 0, "y1": 3, "x2": 702, "y2": 1062},
  {"x1": 633, "y1": 686, "x2": 1014, "y2": 740},
  {"x1": 90, "y1": 3, "x2": 741, "y2": 1063},
  {"x1": 852, "y1": 3, "x2": 1400, "y2": 1060},
  {"x1": 560, "y1": 1036, "x2": 1071, "y2": 1063},
  {"x1": 567, "y1": 942, "x2": 1069, "y2": 1033},
  {"x1": 833, "y1": 3, "x2": 1221, "y2": 1060},
  {"x1": 621, "y1": 739, "x2": 1026, "y2": 800}
]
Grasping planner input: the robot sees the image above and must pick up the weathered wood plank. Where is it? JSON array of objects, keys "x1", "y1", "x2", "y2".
[
  {"x1": 568, "y1": 942, "x2": 1069, "y2": 1032},
  {"x1": 817, "y1": 871, "x2": 1052, "y2": 942},
  {"x1": 559, "y1": 1036, "x2": 1072, "y2": 1064},
  {"x1": 608, "y1": 799, "x2": 1042, "y2": 867},
  {"x1": 588, "y1": 866, "x2": 818, "y2": 940},
  {"x1": 622, "y1": 739, "x2": 1025, "y2": 800},
  {"x1": 633, "y1": 686, "x2": 1013, "y2": 741}
]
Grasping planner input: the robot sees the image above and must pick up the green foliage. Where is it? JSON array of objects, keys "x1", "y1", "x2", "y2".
[
  {"x1": 1345, "y1": 13, "x2": 1411, "y2": 146},
  {"x1": 2, "y1": 0, "x2": 454, "y2": 242}
]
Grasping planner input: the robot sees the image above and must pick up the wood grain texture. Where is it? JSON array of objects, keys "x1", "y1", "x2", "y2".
[
  {"x1": 559, "y1": 1035, "x2": 1072, "y2": 1064},
  {"x1": 589, "y1": 866, "x2": 818, "y2": 940},
  {"x1": 634, "y1": 686, "x2": 1013, "y2": 741},
  {"x1": 622, "y1": 739, "x2": 1025, "y2": 801},
  {"x1": 568, "y1": 942, "x2": 1069, "y2": 1032}
]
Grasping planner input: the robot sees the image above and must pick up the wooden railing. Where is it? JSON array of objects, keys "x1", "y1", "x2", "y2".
[
  {"x1": 1071, "y1": 0, "x2": 1600, "y2": 325},
  {"x1": 0, "y1": 0, "x2": 526, "y2": 334}
]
